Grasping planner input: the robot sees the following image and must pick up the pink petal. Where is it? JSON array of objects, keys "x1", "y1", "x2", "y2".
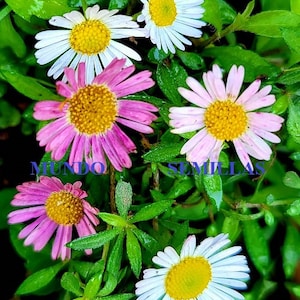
[
  {"x1": 64, "y1": 66, "x2": 78, "y2": 91},
  {"x1": 235, "y1": 80, "x2": 261, "y2": 104},
  {"x1": 248, "y1": 112, "x2": 284, "y2": 132},
  {"x1": 186, "y1": 77, "x2": 213, "y2": 104},
  {"x1": 8, "y1": 206, "x2": 45, "y2": 224},
  {"x1": 252, "y1": 128, "x2": 281, "y2": 143},
  {"x1": 232, "y1": 139, "x2": 253, "y2": 170},
  {"x1": 100, "y1": 135, "x2": 122, "y2": 171},
  {"x1": 178, "y1": 87, "x2": 210, "y2": 108},
  {"x1": 243, "y1": 95, "x2": 275, "y2": 111},
  {"x1": 116, "y1": 117, "x2": 154, "y2": 134},
  {"x1": 56, "y1": 81, "x2": 74, "y2": 98},
  {"x1": 118, "y1": 100, "x2": 158, "y2": 112},
  {"x1": 226, "y1": 65, "x2": 245, "y2": 100},
  {"x1": 181, "y1": 128, "x2": 208, "y2": 154},
  {"x1": 91, "y1": 135, "x2": 107, "y2": 173},
  {"x1": 51, "y1": 225, "x2": 64, "y2": 260},
  {"x1": 112, "y1": 124, "x2": 136, "y2": 152}
]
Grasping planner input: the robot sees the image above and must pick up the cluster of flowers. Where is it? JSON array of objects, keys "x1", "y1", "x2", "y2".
[{"x1": 7, "y1": 1, "x2": 285, "y2": 298}]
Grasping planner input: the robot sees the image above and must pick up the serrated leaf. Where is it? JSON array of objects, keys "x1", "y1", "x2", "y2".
[
  {"x1": 129, "y1": 200, "x2": 174, "y2": 223},
  {"x1": 98, "y1": 212, "x2": 128, "y2": 227},
  {"x1": 131, "y1": 228, "x2": 160, "y2": 255},
  {"x1": 143, "y1": 142, "x2": 184, "y2": 163},
  {"x1": 68, "y1": 228, "x2": 121, "y2": 250},
  {"x1": 106, "y1": 232, "x2": 125, "y2": 275},
  {"x1": 16, "y1": 263, "x2": 64, "y2": 295},
  {"x1": 203, "y1": 174, "x2": 223, "y2": 210},
  {"x1": 243, "y1": 220, "x2": 271, "y2": 276},
  {"x1": 115, "y1": 180, "x2": 133, "y2": 218},
  {"x1": 60, "y1": 272, "x2": 83, "y2": 296},
  {"x1": 5, "y1": 0, "x2": 71, "y2": 21},
  {"x1": 156, "y1": 60, "x2": 188, "y2": 105},
  {"x1": 202, "y1": 46, "x2": 280, "y2": 82},
  {"x1": 240, "y1": 10, "x2": 300, "y2": 38},
  {"x1": 126, "y1": 229, "x2": 142, "y2": 277}
]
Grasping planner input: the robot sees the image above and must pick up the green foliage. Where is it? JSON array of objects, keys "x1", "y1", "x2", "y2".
[{"x1": 2, "y1": 0, "x2": 300, "y2": 299}]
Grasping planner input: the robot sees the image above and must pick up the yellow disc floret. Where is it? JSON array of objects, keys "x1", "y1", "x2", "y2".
[
  {"x1": 69, "y1": 19, "x2": 111, "y2": 55},
  {"x1": 204, "y1": 100, "x2": 248, "y2": 141},
  {"x1": 165, "y1": 256, "x2": 212, "y2": 299},
  {"x1": 149, "y1": 0, "x2": 177, "y2": 26},
  {"x1": 45, "y1": 190, "x2": 84, "y2": 225},
  {"x1": 67, "y1": 84, "x2": 117, "y2": 135}
]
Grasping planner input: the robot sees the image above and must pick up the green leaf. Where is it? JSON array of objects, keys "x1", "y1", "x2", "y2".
[
  {"x1": 68, "y1": 228, "x2": 122, "y2": 250},
  {"x1": 16, "y1": 263, "x2": 64, "y2": 295},
  {"x1": 277, "y1": 69, "x2": 300, "y2": 85},
  {"x1": 0, "y1": 187, "x2": 16, "y2": 229},
  {"x1": 221, "y1": 216, "x2": 241, "y2": 242},
  {"x1": 131, "y1": 228, "x2": 160, "y2": 255},
  {"x1": 166, "y1": 177, "x2": 194, "y2": 199},
  {"x1": 108, "y1": 0, "x2": 128, "y2": 9},
  {"x1": 143, "y1": 142, "x2": 184, "y2": 163},
  {"x1": 129, "y1": 200, "x2": 174, "y2": 223},
  {"x1": 0, "y1": 14, "x2": 26, "y2": 58},
  {"x1": 106, "y1": 232, "x2": 125, "y2": 275},
  {"x1": 0, "y1": 99, "x2": 21, "y2": 129},
  {"x1": 176, "y1": 50, "x2": 205, "y2": 71},
  {"x1": 84, "y1": 273, "x2": 102, "y2": 298},
  {"x1": 282, "y1": 27, "x2": 300, "y2": 54},
  {"x1": 5, "y1": 0, "x2": 71, "y2": 21},
  {"x1": 101, "y1": 293, "x2": 135, "y2": 300},
  {"x1": 97, "y1": 272, "x2": 118, "y2": 297},
  {"x1": 287, "y1": 101, "x2": 300, "y2": 144},
  {"x1": 291, "y1": 0, "x2": 300, "y2": 14},
  {"x1": 0, "y1": 69, "x2": 61, "y2": 100},
  {"x1": 115, "y1": 180, "x2": 133, "y2": 218},
  {"x1": 203, "y1": 174, "x2": 223, "y2": 210},
  {"x1": 283, "y1": 171, "x2": 300, "y2": 189},
  {"x1": 240, "y1": 10, "x2": 300, "y2": 38},
  {"x1": 282, "y1": 224, "x2": 300, "y2": 278},
  {"x1": 156, "y1": 60, "x2": 188, "y2": 105},
  {"x1": 98, "y1": 212, "x2": 129, "y2": 227},
  {"x1": 286, "y1": 199, "x2": 300, "y2": 216},
  {"x1": 202, "y1": 46, "x2": 280, "y2": 82},
  {"x1": 60, "y1": 272, "x2": 83, "y2": 296},
  {"x1": 148, "y1": 47, "x2": 170, "y2": 64},
  {"x1": 126, "y1": 229, "x2": 142, "y2": 277},
  {"x1": 202, "y1": 0, "x2": 222, "y2": 32},
  {"x1": 217, "y1": 0, "x2": 237, "y2": 25},
  {"x1": 243, "y1": 220, "x2": 272, "y2": 276}
]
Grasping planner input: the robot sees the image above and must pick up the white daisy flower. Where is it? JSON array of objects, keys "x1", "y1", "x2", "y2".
[
  {"x1": 136, "y1": 233, "x2": 250, "y2": 300},
  {"x1": 35, "y1": 5, "x2": 145, "y2": 83},
  {"x1": 137, "y1": 0, "x2": 206, "y2": 54}
]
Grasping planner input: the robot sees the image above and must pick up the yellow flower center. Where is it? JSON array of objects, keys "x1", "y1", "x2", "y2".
[
  {"x1": 67, "y1": 84, "x2": 117, "y2": 135},
  {"x1": 69, "y1": 19, "x2": 111, "y2": 55},
  {"x1": 204, "y1": 100, "x2": 248, "y2": 141},
  {"x1": 149, "y1": 0, "x2": 177, "y2": 26},
  {"x1": 165, "y1": 256, "x2": 212, "y2": 299},
  {"x1": 45, "y1": 190, "x2": 84, "y2": 225}
]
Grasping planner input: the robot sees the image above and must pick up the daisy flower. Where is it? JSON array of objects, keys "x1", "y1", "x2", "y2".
[
  {"x1": 35, "y1": 4, "x2": 145, "y2": 82},
  {"x1": 136, "y1": 233, "x2": 250, "y2": 300},
  {"x1": 137, "y1": 0, "x2": 206, "y2": 54},
  {"x1": 7, "y1": 176, "x2": 99, "y2": 261},
  {"x1": 33, "y1": 58, "x2": 157, "y2": 172},
  {"x1": 169, "y1": 64, "x2": 284, "y2": 170}
]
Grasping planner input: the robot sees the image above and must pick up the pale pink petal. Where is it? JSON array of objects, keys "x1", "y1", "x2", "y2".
[
  {"x1": 212, "y1": 64, "x2": 223, "y2": 79},
  {"x1": 178, "y1": 87, "x2": 210, "y2": 107},
  {"x1": 212, "y1": 76, "x2": 226, "y2": 100},
  {"x1": 208, "y1": 140, "x2": 224, "y2": 162},
  {"x1": 232, "y1": 139, "x2": 253, "y2": 170},
  {"x1": 226, "y1": 65, "x2": 245, "y2": 100},
  {"x1": 235, "y1": 80, "x2": 261, "y2": 104},
  {"x1": 169, "y1": 114, "x2": 204, "y2": 127},
  {"x1": 180, "y1": 128, "x2": 208, "y2": 154},
  {"x1": 243, "y1": 95, "x2": 275, "y2": 111},
  {"x1": 248, "y1": 112, "x2": 284, "y2": 132},
  {"x1": 203, "y1": 71, "x2": 218, "y2": 100},
  {"x1": 252, "y1": 128, "x2": 281, "y2": 143},
  {"x1": 186, "y1": 76, "x2": 213, "y2": 104},
  {"x1": 169, "y1": 106, "x2": 205, "y2": 115}
]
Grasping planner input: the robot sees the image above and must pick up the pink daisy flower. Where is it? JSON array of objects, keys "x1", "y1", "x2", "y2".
[
  {"x1": 169, "y1": 64, "x2": 284, "y2": 170},
  {"x1": 7, "y1": 176, "x2": 99, "y2": 260},
  {"x1": 33, "y1": 58, "x2": 158, "y2": 172}
]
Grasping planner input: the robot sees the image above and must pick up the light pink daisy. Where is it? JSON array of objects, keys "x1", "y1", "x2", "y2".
[
  {"x1": 33, "y1": 58, "x2": 158, "y2": 172},
  {"x1": 7, "y1": 176, "x2": 99, "y2": 260},
  {"x1": 169, "y1": 64, "x2": 284, "y2": 170}
]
